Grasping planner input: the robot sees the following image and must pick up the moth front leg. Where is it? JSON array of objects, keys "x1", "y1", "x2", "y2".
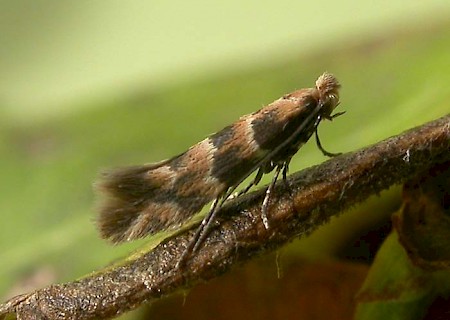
[
  {"x1": 261, "y1": 164, "x2": 284, "y2": 229},
  {"x1": 315, "y1": 127, "x2": 342, "y2": 157}
]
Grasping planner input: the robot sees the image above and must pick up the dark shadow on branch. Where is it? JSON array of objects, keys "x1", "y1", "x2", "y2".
[{"x1": 1, "y1": 115, "x2": 449, "y2": 320}]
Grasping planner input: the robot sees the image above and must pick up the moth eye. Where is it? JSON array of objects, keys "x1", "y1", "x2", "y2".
[{"x1": 329, "y1": 94, "x2": 340, "y2": 109}]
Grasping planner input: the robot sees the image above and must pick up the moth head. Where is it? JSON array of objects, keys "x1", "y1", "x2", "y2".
[{"x1": 315, "y1": 72, "x2": 341, "y2": 115}]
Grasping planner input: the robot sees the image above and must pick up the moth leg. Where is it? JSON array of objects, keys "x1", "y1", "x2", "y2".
[
  {"x1": 281, "y1": 158, "x2": 295, "y2": 198},
  {"x1": 315, "y1": 126, "x2": 341, "y2": 157},
  {"x1": 178, "y1": 197, "x2": 222, "y2": 267},
  {"x1": 178, "y1": 186, "x2": 237, "y2": 267},
  {"x1": 234, "y1": 167, "x2": 264, "y2": 198},
  {"x1": 282, "y1": 158, "x2": 292, "y2": 183},
  {"x1": 315, "y1": 110, "x2": 345, "y2": 157},
  {"x1": 261, "y1": 164, "x2": 283, "y2": 229}
]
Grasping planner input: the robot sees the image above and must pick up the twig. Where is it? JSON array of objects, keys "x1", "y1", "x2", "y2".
[{"x1": 1, "y1": 115, "x2": 449, "y2": 320}]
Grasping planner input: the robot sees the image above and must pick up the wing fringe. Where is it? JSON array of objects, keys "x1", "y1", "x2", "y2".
[{"x1": 95, "y1": 163, "x2": 168, "y2": 243}]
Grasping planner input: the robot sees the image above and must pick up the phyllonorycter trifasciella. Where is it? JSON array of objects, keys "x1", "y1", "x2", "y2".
[{"x1": 96, "y1": 72, "x2": 344, "y2": 266}]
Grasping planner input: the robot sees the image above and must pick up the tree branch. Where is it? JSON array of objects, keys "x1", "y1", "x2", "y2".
[{"x1": 1, "y1": 115, "x2": 449, "y2": 320}]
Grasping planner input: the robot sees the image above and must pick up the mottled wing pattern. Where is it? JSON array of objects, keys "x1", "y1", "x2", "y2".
[{"x1": 96, "y1": 73, "x2": 341, "y2": 244}]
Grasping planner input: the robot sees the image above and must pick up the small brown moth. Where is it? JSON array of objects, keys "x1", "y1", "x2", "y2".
[{"x1": 97, "y1": 72, "x2": 343, "y2": 263}]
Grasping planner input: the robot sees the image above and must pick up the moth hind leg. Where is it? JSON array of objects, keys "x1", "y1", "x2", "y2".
[
  {"x1": 261, "y1": 163, "x2": 285, "y2": 229},
  {"x1": 177, "y1": 191, "x2": 229, "y2": 268}
]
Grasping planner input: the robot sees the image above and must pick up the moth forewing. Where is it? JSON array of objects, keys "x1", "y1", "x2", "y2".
[{"x1": 96, "y1": 72, "x2": 342, "y2": 262}]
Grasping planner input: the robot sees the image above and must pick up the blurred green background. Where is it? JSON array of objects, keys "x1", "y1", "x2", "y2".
[{"x1": 1, "y1": 1, "x2": 449, "y2": 319}]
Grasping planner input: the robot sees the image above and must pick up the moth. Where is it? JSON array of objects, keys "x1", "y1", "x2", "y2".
[{"x1": 96, "y1": 72, "x2": 343, "y2": 261}]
